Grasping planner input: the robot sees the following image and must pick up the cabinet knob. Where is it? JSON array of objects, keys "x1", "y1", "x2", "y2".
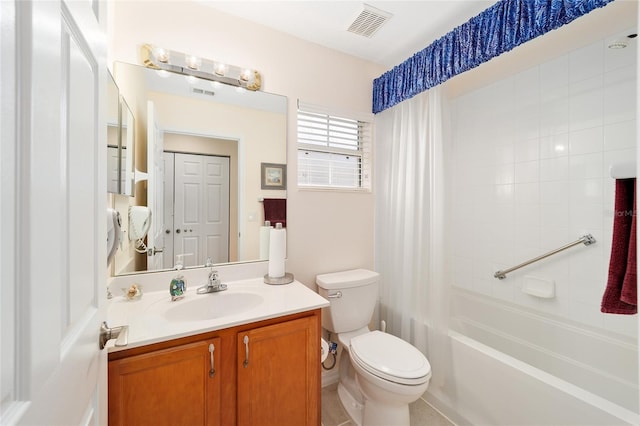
[
  {"x1": 209, "y1": 343, "x2": 216, "y2": 378},
  {"x1": 243, "y1": 335, "x2": 249, "y2": 368}
]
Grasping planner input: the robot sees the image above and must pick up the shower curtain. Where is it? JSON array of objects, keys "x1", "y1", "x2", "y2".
[{"x1": 374, "y1": 87, "x2": 449, "y2": 388}]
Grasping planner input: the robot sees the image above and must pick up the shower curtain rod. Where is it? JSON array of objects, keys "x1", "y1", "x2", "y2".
[{"x1": 494, "y1": 234, "x2": 596, "y2": 280}]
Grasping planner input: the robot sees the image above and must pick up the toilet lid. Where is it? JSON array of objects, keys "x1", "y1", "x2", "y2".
[{"x1": 350, "y1": 330, "x2": 431, "y2": 385}]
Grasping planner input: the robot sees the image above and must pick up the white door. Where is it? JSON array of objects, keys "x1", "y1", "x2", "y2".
[
  {"x1": 163, "y1": 152, "x2": 176, "y2": 269},
  {"x1": 0, "y1": 1, "x2": 108, "y2": 424},
  {"x1": 173, "y1": 153, "x2": 230, "y2": 266},
  {"x1": 147, "y1": 100, "x2": 165, "y2": 270}
]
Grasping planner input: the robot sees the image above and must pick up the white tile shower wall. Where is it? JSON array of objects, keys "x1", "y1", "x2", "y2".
[{"x1": 450, "y1": 30, "x2": 637, "y2": 337}]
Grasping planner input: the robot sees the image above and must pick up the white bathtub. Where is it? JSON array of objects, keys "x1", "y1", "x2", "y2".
[{"x1": 423, "y1": 289, "x2": 639, "y2": 425}]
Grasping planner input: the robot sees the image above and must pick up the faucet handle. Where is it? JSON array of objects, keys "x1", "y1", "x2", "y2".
[{"x1": 205, "y1": 257, "x2": 214, "y2": 267}]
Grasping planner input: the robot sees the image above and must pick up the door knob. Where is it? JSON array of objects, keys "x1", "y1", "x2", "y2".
[
  {"x1": 99, "y1": 321, "x2": 129, "y2": 350},
  {"x1": 147, "y1": 247, "x2": 164, "y2": 256}
]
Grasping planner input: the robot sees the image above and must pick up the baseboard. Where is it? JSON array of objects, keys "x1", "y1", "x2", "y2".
[{"x1": 321, "y1": 368, "x2": 339, "y2": 388}]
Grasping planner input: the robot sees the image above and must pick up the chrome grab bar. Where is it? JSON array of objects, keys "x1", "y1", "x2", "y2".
[{"x1": 494, "y1": 234, "x2": 596, "y2": 280}]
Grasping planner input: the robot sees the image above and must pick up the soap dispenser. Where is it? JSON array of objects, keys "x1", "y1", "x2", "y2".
[{"x1": 169, "y1": 255, "x2": 187, "y2": 301}]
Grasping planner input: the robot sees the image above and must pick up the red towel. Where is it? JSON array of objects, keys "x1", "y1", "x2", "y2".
[
  {"x1": 263, "y1": 198, "x2": 286, "y2": 228},
  {"x1": 601, "y1": 178, "x2": 637, "y2": 314}
]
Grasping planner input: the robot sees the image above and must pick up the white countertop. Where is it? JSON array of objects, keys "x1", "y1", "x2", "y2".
[{"x1": 107, "y1": 277, "x2": 329, "y2": 352}]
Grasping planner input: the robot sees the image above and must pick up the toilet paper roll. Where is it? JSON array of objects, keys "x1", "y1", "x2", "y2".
[
  {"x1": 259, "y1": 225, "x2": 272, "y2": 260},
  {"x1": 267, "y1": 225, "x2": 286, "y2": 278},
  {"x1": 320, "y1": 338, "x2": 329, "y2": 363}
]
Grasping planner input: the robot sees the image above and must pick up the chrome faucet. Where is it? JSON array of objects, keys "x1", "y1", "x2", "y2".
[
  {"x1": 197, "y1": 264, "x2": 228, "y2": 294},
  {"x1": 208, "y1": 269, "x2": 221, "y2": 289}
]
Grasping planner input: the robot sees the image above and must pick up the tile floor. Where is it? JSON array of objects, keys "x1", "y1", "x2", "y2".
[{"x1": 321, "y1": 383, "x2": 454, "y2": 426}]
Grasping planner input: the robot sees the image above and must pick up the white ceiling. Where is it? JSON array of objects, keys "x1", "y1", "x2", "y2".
[
  {"x1": 199, "y1": 0, "x2": 637, "y2": 95},
  {"x1": 200, "y1": 1, "x2": 495, "y2": 68}
]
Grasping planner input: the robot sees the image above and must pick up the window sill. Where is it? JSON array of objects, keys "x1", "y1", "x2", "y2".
[{"x1": 297, "y1": 185, "x2": 372, "y2": 194}]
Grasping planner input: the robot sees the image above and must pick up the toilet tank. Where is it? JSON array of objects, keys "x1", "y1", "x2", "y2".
[{"x1": 316, "y1": 269, "x2": 379, "y2": 334}]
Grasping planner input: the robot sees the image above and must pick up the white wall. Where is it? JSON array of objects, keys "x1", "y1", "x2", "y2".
[
  {"x1": 108, "y1": 2, "x2": 385, "y2": 287},
  {"x1": 450, "y1": 28, "x2": 638, "y2": 337}
]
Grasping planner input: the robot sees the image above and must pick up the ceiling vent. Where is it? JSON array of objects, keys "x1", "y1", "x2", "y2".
[{"x1": 347, "y1": 4, "x2": 392, "y2": 38}]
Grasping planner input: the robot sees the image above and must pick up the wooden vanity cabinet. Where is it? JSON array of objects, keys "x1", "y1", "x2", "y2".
[
  {"x1": 108, "y1": 337, "x2": 223, "y2": 426},
  {"x1": 237, "y1": 316, "x2": 319, "y2": 426},
  {"x1": 108, "y1": 310, "x2": 321, "y2": 426}
]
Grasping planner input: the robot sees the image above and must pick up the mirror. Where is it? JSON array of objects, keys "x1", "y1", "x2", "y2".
[
  {"x1": 120, "y1": 97, "x2": 135, "y2": 196},
  {"x1": 107, "y1": 72, "x2": 120, "y2": 193},
  {"x1": 107, "y1": 70, "x2": 137, "y2": 197},
  {"x1": 111, "y1": 62, "x2": 287, "y2": 275}
]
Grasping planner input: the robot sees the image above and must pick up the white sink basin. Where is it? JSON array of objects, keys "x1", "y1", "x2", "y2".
[
  {"x1": 107, "y1": 277, "x2": 331, "y2": 351},
  {"x1": 164, "y1": 292, "x2": 263, "y2": 322}
]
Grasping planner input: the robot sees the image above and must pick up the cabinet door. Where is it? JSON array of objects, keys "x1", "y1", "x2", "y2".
[
  {"x1": 109, "y1": 338, "x2": 221, "y2": 426},
  {"x1": 237, "y1": 316, "x2": 320, "y2": 426}
]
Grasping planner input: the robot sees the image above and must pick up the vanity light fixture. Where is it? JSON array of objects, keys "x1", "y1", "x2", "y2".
[{"x1": 141, "y1": 44, "x2": 262, "y2": 91}]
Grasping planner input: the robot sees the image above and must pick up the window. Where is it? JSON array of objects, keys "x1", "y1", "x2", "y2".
[{"x1": 297, "y1": 101, "x2": 372, "y2": 190}]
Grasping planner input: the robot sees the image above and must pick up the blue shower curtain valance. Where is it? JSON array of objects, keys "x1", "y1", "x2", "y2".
[{"x1": 372, "y1": 0, "x2": 615, "y2": 114}]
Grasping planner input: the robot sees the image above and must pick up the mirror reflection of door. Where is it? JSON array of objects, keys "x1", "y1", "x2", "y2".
[
  {"x1": 147, "y1": 100, "x2": 165, "y2": 270},
  {"x1": 164, "y1": 152, "x2": 230, "y2": 268}
]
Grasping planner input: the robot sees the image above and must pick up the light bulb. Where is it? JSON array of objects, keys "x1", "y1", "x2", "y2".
[
  {"x1": 154, "y1": 47, "x2": 169, "y2": 63},
  {"x1": 185, "y1": 55, "x2": 200, "y2": 70},
  {"x1": 240, "y1": 69, "x2": 252, "y2": 81},
  {"x1": 214, "y1": 63, "x2": 227, "y2": 76}
]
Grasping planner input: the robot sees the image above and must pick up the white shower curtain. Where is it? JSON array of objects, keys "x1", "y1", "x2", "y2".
[{"x1": 374, "y1": 87, "x2": 449, "y2": 388}]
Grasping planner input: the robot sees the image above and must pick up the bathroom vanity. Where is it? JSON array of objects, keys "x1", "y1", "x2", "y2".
[{"x1": 106, "y1": 277, "x2": 328, "y2": 426}]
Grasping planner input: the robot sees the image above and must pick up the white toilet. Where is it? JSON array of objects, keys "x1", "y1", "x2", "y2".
[{"x1": 316, "y1": 269, "x2": 431, "y2": 426}]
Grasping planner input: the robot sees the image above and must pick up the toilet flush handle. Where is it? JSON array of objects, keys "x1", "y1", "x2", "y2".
[{"x1": 327, "y1": 291, "x2": 342, "y2": 299}]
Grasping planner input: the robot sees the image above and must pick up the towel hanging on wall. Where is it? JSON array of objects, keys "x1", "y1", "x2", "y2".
[
  {"x1": 601, "y1": 178, "x2": 637, "y2": 315},
  {"x1": 263, "y1": 198, "x2": 286, "y2": 228}
]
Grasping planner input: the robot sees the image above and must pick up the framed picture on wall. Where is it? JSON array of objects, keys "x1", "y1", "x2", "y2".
[{"x1": 261, "y1": 162, "x2": 287, "y2": 190}]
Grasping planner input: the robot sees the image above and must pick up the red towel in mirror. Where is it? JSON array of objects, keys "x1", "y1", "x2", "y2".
[
  {"x1": 601, "y1": 178, "x2": 637, "y2": 314},
  {"x1": 263, "y1": 198, "x2": 286, "y2": 228}
]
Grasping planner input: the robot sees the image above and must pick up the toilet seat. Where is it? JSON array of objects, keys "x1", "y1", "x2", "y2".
[{"x1": 350, "y1": 330, "x2": 431, "y2": 386}]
